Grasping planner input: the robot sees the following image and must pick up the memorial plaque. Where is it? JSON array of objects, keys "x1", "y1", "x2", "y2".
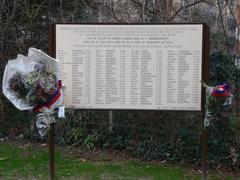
[{"x1": 55, "y1": 24, "x2": 207, "y2": 111}]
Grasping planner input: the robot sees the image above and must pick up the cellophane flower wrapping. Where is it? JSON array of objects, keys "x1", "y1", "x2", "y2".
[
  {"x1": 2, "y1": 48, "x2": 63, "y2": 136},
  {"x1": 203, "y1": 82, "x2": 234, "y2": 128}
]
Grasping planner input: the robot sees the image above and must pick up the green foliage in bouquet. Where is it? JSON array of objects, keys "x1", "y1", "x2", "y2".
[{"x1": 9, "y1": 72, "x2": 29, "y2": 97}]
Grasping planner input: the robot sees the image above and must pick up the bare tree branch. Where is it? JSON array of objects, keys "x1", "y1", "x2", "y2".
[
  {"x1": 228, "y1": 1, "x2": 240, "y2": 54},
  {"x1": 0, "y1": 37, "x2": 16, "y2": 44},
  {"x1": 168, "y1": 0, "x2": 212, "y2": 22},
  {"x1": 131, "y1": 0, "x2": 155, "y2": 16},
  {"x1": 110, "y1": 1, "x2": 124, "y2": 23},
  {"x1": 216, "y1": 0, "x2": 230, "y2": 52}
]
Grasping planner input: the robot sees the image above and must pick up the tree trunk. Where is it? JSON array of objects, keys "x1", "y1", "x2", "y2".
[{"x1": 155, "y1": 0, "x2": 173, "y2": 22}]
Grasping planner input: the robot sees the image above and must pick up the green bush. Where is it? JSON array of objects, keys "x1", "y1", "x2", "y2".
[{"x1": 208, "y1": 51, "x2": 240, "y2": 167}]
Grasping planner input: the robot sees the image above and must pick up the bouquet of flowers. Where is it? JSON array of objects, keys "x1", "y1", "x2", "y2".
[
  {"x1": 2, "y1": 48, "x2": 64, "y2": 136},
  {"x1": 202, "y1": 81, "x2": 235, "y2": 128}
]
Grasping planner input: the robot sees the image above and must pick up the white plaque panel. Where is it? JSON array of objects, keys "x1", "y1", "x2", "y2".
[{"x1": 55, "y1": 24, "x2": 204, "y2": 110}]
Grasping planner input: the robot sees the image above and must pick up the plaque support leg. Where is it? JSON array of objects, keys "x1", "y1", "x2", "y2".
[
  {"x1": 49, "y1": 123, "x2": 55, "y2": 180},
  {"x1": 201, "y1": 117, "x2": 208, "y2": 180}
]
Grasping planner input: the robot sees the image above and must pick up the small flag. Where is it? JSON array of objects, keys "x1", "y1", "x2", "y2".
[{"x1": 211, "y1": 83, "x2": 231, "y2": 97}]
